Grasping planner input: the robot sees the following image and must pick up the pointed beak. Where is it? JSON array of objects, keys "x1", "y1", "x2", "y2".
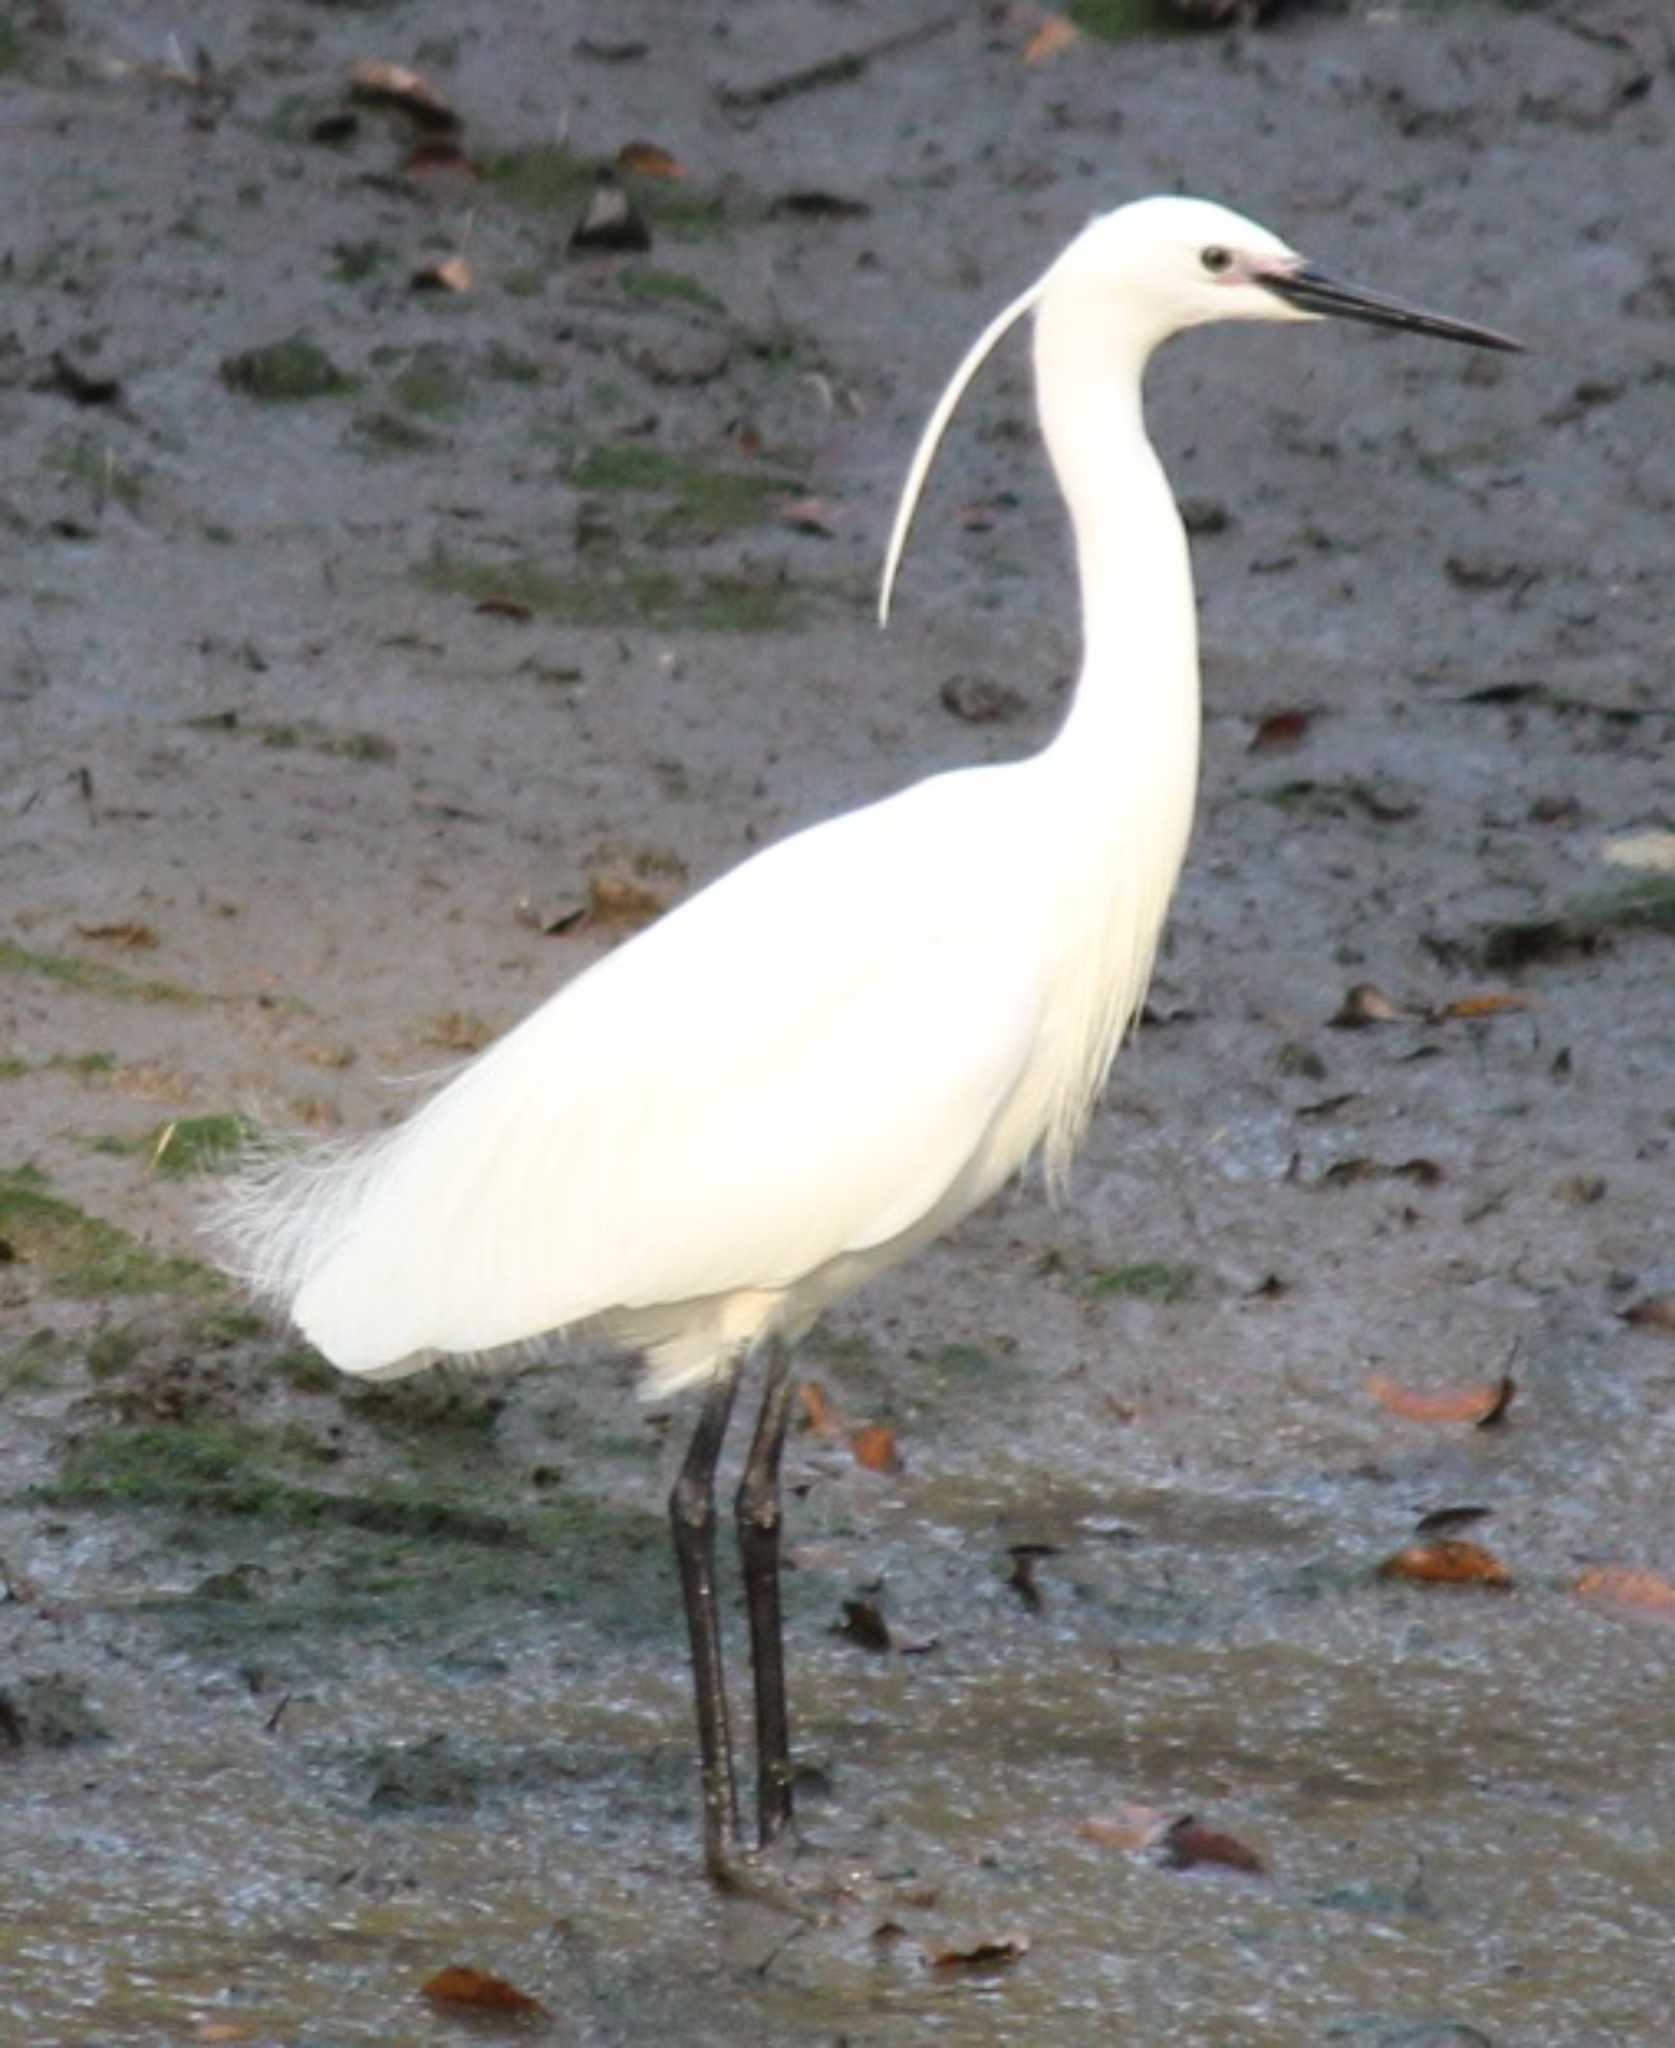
[{"x1": 1259, "y1": 261, "x2": 1523, "y2": 353}]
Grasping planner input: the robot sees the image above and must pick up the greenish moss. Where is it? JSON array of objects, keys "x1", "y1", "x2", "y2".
[
  {"x1": 485, "y1": 145, "x2": 731, "y2": 240},
  {"x1": 0, "y1": 940, "x2": 202, "y2": 1006},
  {"x1": 1069, "y1": 0, "x2": 1208, "y2": 33},
  {"x1": 183, "y1": 711, "x2": 396, "y2": 763},
  {"x1": 415, "y1": 551, "x2": 809, "y2": 631},
  {"x1": 349, "y1": 409, "x2": 441, "y2": 456},
  {"x1": 390, "y1": 360, "x2": 467, "y2": 417},
  {"x1": 483, "y1": 341, "x2": 542, "y2": 384},
  {"x1": 572, "y1": 441, "x2": 793, "y2": 544},
  {"x1": 275, "y1": 1346, "x2": 338, "y2": 1394},
  {"x1": 42, "y1": 435, "x2": 144, "y2": 512},
  {"x1": 0, "y1": 1165, "x2": 225, "y2": 1299},
  {"x1": 500, "y1": 266, "x2": 547, "y2": 299},
  {"x1": 0, "y1": 1327, "x2": 69, "y2": 1391},
  {"x1": 220, "y1": 336, "x2": 355, "y2": 402},
  {"x1": 0, "y1": 15, "x2": 28, "y2": 74},
  {"x1": 86, "y1": 1321, "x2": 144, "y2": 1380},
  {"x1": 619, "y1": 265, "x2": 725, "y2": 315},
  {"x1": 1089, "y1": 1260, "x2": 1198, "y2": 1304},
  {"x1": 147, "y1": 1113, "x2": 258, "y2": 1178},
  {"x1": 1, "y1": 1050, "x2": 119, "y2": 1082},
  {"x1": 331, "y1": 238, "x2": 388, "y2": 283},
  {"x1": 1578, "y1": 875, "x2": 1675, "y2": 936}
]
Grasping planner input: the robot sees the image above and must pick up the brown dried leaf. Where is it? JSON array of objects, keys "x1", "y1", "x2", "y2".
[
  {"x1": 1366, "y1": 1373, "x2": 1515, "y2": 1426},
  {"x1": 347, "y1": 61, "x2": 460, "y2": 132},
  {"x1": 411, "y1": 255, "x2": 473, "y2": 293},
  {"x1": 798, "y1": 1379, "x2": 844, "y2": 1438},
  {"x1": 1414, "y1": 1504, "x2": 1492, "y2": 1535},
  {"x1": 930, "y1": 1935, "x2": 1030, "y2": 1972},
  {"x1": 1377, "y1": 1538, "x2": 1512, "y2": 1588},
  {"x1": 1435, "y1": 990, "x2": 1533, "y2": 1020},
  {"x1": 850, "y1": 1423, "x2": 902, "y2": 1475},
  {"x1": 1328, "y1": 982, "x2": 1405, "y2": 1028},
  {"x1": 586, "y1": 860, "x2": 677, "y2": 925},
  {"x1": 1022, "y1": 14, "x2": 1080, "y2": 63},
  {"x1": 1249, "y1": 708, "x2": 1312, "y2": 752},
  {"x1": 421, "y1": 1964, "x2": 547, "y2": 2015},
  {"x1": 1575, "y1": 1564, "x2": 1675, "y2": 1622},
  {"x1": 75, "y1": 920, "x2": 157, "y2": 949},
  {"x1": 1621, "y1": 1295, "x2": 1675, "y2": 1337},
  {"x1": 474, "y1": 595, "x2": 533, "y2": 623},
  {"x1": 402, "y1": 140, "x2": 479, "y2": 178},
  {"x1": 1162, "y1": 1816, "x2": 1266, "y2": 1875},
  {"x1": 1077, "y1": 1803, "x2": 1169, "y2": 1851},
  {"x1": 617, "y1": 140, "x2": 688, "y2": 180},
  {"x1": 779, "y1": 495, "x2": 837, "y2": 536}
]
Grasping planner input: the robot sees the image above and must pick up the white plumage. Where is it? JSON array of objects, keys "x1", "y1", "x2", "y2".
[{"x1": 213, "y1": 196, "x2": 1517, "y2": 1878}]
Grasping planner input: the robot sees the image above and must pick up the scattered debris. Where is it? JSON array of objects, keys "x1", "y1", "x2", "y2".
[
  {"x1": 347, "y1": 61, "x2": 461, "y2": 134},
  {"x1": 1413, "y1": 1505, "x2": 1492, "y2": 1535},
  {"x1": 1249, "y1": 708, "x2": 1313, "y2": 752},
  {"x1": 570, "y1": 177, "x2": 653, "y2": 253},
  {"x1": 1621, "y1": 1295, "x2": 1675, "y2": 1338},
  {"x1": 940, "y1": 674, "x2": 1027, "y2": 724},
  {"x1": 1575, "y1": 1564, "x2": 1675, "y2": 1623},
  {"x1": 1378, "y1": 1539, "x2": 1512, "y2": 1589},
  {"x1": 717, "y1": 12, "x2": 959, "y2": 112},
  {"x1": 1161, "y1": 1816, "x2": 1265, "y2": 1876},
  {"x1": 616, "y1": 140, "x2": 686, "y2": 180},
  {"x1": 835, "y1": 1596, "x2": 893, "y2": 1653},
  {"x1": 1328, "y1": 982, "x2": 1406, "y2": 1028},
  {"x1": 1367, "y1": 1373, "x2": 1515, "y2": 1427},
  {"x1": 410, "y1": 255, "x2": 473, "y2": 293},
  {"x1": 770, "y1": 190, "x2": 872, "y2": 219},
  {"x1": 420, "y1": 1965, "x2": 547, "y2": 2017},
  {"x1": 850, "y1": 1422, "x2": 902, "y2": 1475},
  {"x1": 929, "y1": 1935, "x2": 1029, "y2": 1974},
  {"x1": 1022, "y1": 15, "x2": 1080, "y2": 64}
]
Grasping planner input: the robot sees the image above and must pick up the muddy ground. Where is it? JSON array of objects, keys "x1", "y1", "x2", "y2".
[{"x1": 2, "y1": 1, "x2": 1674, "y2": 2042}]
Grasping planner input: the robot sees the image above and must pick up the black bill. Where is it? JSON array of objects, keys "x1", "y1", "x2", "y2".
[{"x1": 1261, "y1": 264, "x2": 1523, "y2": 352}]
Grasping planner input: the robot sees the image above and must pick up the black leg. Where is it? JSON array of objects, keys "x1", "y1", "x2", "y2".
[
  {"x1": 735, "y1": 1334, "x2": 797, "y2": 1848},
  {"x1": 669, "y1": 1349, "x2": 745, "y2": 1881}
]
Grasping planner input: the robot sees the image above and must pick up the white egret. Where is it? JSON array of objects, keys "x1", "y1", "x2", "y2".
[{"x1": 217, "y1": 197, "x2": 1519, "y2": 1883}]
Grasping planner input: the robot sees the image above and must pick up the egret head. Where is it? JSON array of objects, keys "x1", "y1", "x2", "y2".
[
  {"x1": 1049, "y1": 195, "x2": 1523, "y2": 358},
  {"x1": 878, "y1": 194, "x2": 1520, "y2": 625}
]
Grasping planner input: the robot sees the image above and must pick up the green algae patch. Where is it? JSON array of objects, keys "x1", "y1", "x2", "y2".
[
  {"x1": 0, "y1": 1165, "x2": 224, "y2": 1299},
  {"x1": 0, "y1": 940, "x2": 203, "y2": 1006},
  {"x1": 416, "y1": 551, "x2": 809, "y2": 630}
]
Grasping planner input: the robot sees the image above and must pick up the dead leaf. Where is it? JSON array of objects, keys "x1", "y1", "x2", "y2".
[
  {"x1": 474, "y1": 595, "x2": 533, "y2": 623},
  {"x1": 1022, "y1": 13, "x2": 1080, "y2": 63},
  {"x1": 835, "y1": 1597, "x2": 892, "y2": 1653},
  {"x1": 1006, "y1": 1544, "x2": 1058, "y2": 1614},
  {"x1": 770, "y1": 190, "x2": 872, "y2": 220},
  {"x1": 1414, "y1": 1504, "x2": 1491, "y2": 1535},
  {"x1": 586, "y1": 859, "x2": 678, "y2": 925},
  {"x1": 1162, "y1": 1816, "x2": 1266, "y2": 1875},
  {"x1": 570, "y1": 179, "x2": 652, "y2": 254},
  {"x1": 1077, "y1": 1803, "x2": 1169, "y2": 1851},
  {"x1": 1377, "y1": 1538, "x2": 1512, "y2": 1588},
  {"x1": 779, "y1": 495, "x2": 837, "y2": 536},
  {"x1": 1601, "y1": 830, "x2": 1675, "y2": 873},
  {"x1": 1328, "y1": 982, "x2": 1405, "y2": 1027},
  {"x1": 411, "y1": 254, "x2": 473, "y2": 293},
  {"x1": 46, "y1": 354, "x2": 123, "y2": 407},
  {"x1": 402, "y1": 140, "x2": 479, "y2": 178},
  {"x1": 616, "y1": 140, "x2": 687, "y2": 180},
  {"x1": 347, "y1": 61, "x2": 460, "y2": 133},
  {"x1": 798, "y1": 1379, "x2": 844, "y2": 1438},
  {"x1": 1434, "y1": 990, "x2": 1533, "y2": 1020},
  {"x1": 1319, "y1": 1156, "x2": 1443, "y2": 1190},
  {"x1": 1575, "y1": 1564, "x2": 1675, "y2": 1622},
  {"x1": 1621, "y1": 1295, "x2": 1675, "y2": 1337},
  {"x1": 75, "y1": 920, "x2": 157, "y2": 949},
  {"x1": 850, "y1": 1423, "x2": 902, "y2": 1475},
  {"x1": 192, "y1": 2025, "x2": 256, "y2": 2044},
  {"x1": 1366, "y1": 1373, "x2": 1515, "y2": 1427},
  {"x1": 871, "y1": 1919, "x2": 912, "y2": 1944},
  {"x1": 930, "y1": 1935, "x2": 1030, "y2": 1973},
  {"x1": 1250, "y1": 708, "x2": 1313, "y2": 752},
  {"x1": 421, "y1": 1964, "x2": 547, "y2": 2015}
]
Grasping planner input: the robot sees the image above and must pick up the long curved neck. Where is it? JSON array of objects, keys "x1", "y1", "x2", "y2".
[{"x1": 1031, "y1": 300, "x2": 1199, "y2": 765}]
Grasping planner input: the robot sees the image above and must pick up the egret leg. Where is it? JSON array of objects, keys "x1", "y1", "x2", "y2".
[
  {"x1": 669, "y1": 1350, "x2": 745, "y2": 1880},
  {"x1": 735, "y1": 1335, "x2": 797, "y2": 1848}
]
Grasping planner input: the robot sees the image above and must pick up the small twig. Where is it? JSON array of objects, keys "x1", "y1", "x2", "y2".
[{"x1": 717, "y1": 12, "x2": 959, "y2": 113}]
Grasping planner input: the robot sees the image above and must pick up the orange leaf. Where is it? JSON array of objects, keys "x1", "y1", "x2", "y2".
[
  {"x1": 1435, "y1": 990, "x2": 1533, "y2": 1020},
  {"x1": 1366, "y1": 1372, "x2": 1515, "y2": 1426},
  {"x1": 421, "y1": 1965, "x2": 547, "y2": 2015},
  {"x1": 1162, "y1": 1817, "x2": 1265, "y2": 1875},
  {"x1": 1022, "y1": 14, "x2": 1079, "y2": 63},
  {"x1": 1077, "y1": 1803, "x2": 1169, "y2": 1851},
  {"x1": 798, "y1": 1379, "x2": 844, "y2": 1437},
  {"x1": 1576, "y1": 1565, "x2": 1675, "y2": 1622},
  {"x1": 1377, "y1": 1538, "x2": 1512, "y2": 1588},
  {"x1": 617, "y1": 140, "x2": 687, "y2": 180},
  {"x1": 850, "y1": 1423, "x2": 902, "y2": 1475},
  {"x1": 411, "y1": 255, "x2": 473, "y2": 293}
]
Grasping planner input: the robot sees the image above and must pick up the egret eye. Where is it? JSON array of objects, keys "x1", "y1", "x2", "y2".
[{"x1": 1200, "y1": 245, "x2": 1234, "y2": 276}]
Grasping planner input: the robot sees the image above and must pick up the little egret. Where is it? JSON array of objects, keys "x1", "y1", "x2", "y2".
[{"x1": 218, "y1": 196, "x2": 1518, "y2": 1883}]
